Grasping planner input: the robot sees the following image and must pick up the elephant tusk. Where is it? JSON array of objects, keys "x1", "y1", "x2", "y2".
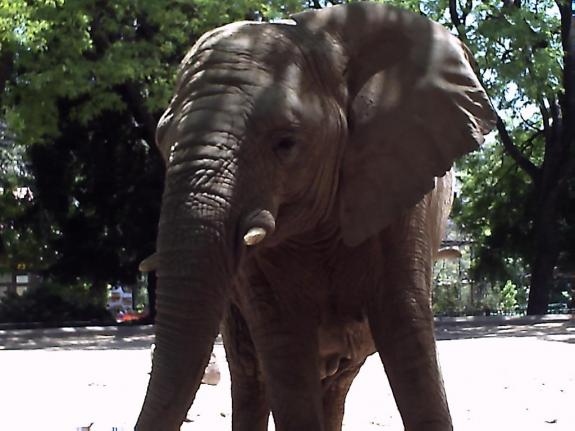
[
  {"x1": 243, "y1": 227, "x2": 267, "y2": 246},
  {"x1": 139, "y1": 253, "x2": 159, "y2": 272}
]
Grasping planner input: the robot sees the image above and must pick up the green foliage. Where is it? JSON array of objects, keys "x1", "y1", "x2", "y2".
[
  {"x1": 191, "y1": 0, "x2": 303, "y2": 28},
  {"x1": 433, "y1": 277, "x2": 527, "y2": 317},
  {"x1": 2, "y1": 1, "x2": 193, "y2": 143},
  {"x1": 0, "y1": 281, "x2": 113, "y2": 324},
  {"x1": 26, "y1": 104, "x2": 165, "y2": 288},
  {"x1": 446, "y1": 0, "x2": 568, "y2": 295},
  {"x1": 453, "y1": 139, "x2": 534, "y2": 283},
  {"x1": 471, "y1": 1, "x2": 562, "y2": 105},
  {"x1": 500, "y1": 280, "x2": 518, "y2": 313},
  {"x1": 0, "y1": 0, "x2": 310, "y2": 146},
  {"x1": 0, "y1": 122, "x2": 53, "y2": 268},
  {"x1": 433, "y1": 242, "x2": 528, "y2": 316}
]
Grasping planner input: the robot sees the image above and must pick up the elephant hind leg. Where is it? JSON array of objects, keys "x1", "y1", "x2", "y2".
[
  {"x1": 222, "y1": 303, "x2": 270, "y2": 431},
  {"x1": 230, "y1": 375, "x2": 270, "y2": 431},
  {"x1": 322, "y1": 364, "x2": 363, "y2": 431}
]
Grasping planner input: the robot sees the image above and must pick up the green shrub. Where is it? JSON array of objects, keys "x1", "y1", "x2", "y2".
[
  {"x1": 0, "y1": 283, "x2": 114, "y2": 324},
  {"x1": 500, "y1": 280, "x2": 518, "y2": 313}
]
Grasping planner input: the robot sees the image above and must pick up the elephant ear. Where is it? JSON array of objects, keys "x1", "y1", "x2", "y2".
[{"x1": 293, "y1": 3, "x2": 495, "y2": 247}]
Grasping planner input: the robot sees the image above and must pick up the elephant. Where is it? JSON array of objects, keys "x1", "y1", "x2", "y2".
[{"x1": 135, "y1": 3, "x2": 495, "y2": 431}]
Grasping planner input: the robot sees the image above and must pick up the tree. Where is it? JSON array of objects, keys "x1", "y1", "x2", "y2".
[
  {"x1": 445, "y1": 0, "x2": 572, "y2": 314},
  {"x1": 0, "y1": 121, "x2": 52, "y2": 271},
  {"x1": 24, "y1": 103, "x2": 164, "y2": 302},
  {"x1": 1, "y1": 0, "x2": 194, "y2": 305},
  {"x1": 0, "y1": 0, "x2": 306, "y2": 309}
]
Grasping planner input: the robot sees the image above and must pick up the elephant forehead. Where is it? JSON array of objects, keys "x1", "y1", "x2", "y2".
[
  {"x1": 173, "y1": 24, "x2": 310, "y2": 103},
  {"x1": 184, "y1": 22, "x2": 301, "y2": 70},
  {"x1": 250, "y1": 83, "x2": 323, "y2": 127}
]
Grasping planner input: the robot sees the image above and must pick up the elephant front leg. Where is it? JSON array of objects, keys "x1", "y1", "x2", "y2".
[
  {"x1": 243, "y1": 294, "x2": 325, "y2": 430},
  {"x1": 253, "y1": 326, "x2": 325, "y2": 431},
  {"x1": 370, "y1": 297, "x2": 452, "y2": 430},
  {"x1": 222, "y1": 303, "x2": 270, "y2": 431},
  {"x1": 369, "y1": 217, "x2": 453, "y2": 430}
]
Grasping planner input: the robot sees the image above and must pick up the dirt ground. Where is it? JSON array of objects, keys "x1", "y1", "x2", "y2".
[{"x1": 0, "y1": 315, "x2": 573, "y2": 430}]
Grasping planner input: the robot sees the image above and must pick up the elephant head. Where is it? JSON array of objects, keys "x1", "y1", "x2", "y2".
[{"x1": 136, "y1": 3, "x2": 494, "y2": 429}]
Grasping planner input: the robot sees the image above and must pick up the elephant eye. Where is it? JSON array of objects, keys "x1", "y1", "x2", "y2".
[{"x1": 273, "y1": 136, "x2": 299, "y2": 163}]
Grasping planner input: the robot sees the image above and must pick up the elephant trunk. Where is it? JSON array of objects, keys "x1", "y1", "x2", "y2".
[
  {"x1": 136, "y1": 147, "x2": 236, "y2": 430},
  {"x1": 136, "y1": 251, "x2": 228, "y2": 430},
  {"x1": 135, "y1": 49, "x2": 275, "y2": 426}
]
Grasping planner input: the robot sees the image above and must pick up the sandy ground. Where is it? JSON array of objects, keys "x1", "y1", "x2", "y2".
[{"x1": 0, "y1": 315, "x2": 573, "y2": 431}]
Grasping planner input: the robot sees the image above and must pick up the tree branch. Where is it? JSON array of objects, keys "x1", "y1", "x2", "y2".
[
  {"x1": 120, "y1": 83, "x2": 158, "y2": 146},
  {"x1": 519, "y1": 110, "x2": 541, "y2": 132},
  {"x1": 520, "y1": 129, "x2": 545, "y2": 154},
  {"x1": 503, "y1": 0, "x2": 522, "y2": 8},
  {"x1": 549, "y1": 98, "x2": 560, "y2": 132},
  {"x1": 496, "y1": 115, "x2": 540, "y2": 180},
  {"x1": 555, "y1": 0, "x2": 571, "y2": 53},
  {"x1": 0, "y1": 48, "x2": 14, "y2": 97},
  {"x1": 462, "y1": 0, "x2": 473, "y2": 23},
  {"x1": 449, "y1": 0, "x2": 540, "y2": 181},
  {"x1": 538, "y1": 97, "x2": 551, "y2": 133},
  {"x1": 449, "y1": 0, "x2": 462, "y2": 28}
]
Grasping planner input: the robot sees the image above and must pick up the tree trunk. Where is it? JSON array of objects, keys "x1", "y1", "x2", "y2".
[
  {"x1": 527, "y1": 187, "x2": 560, "y2": 315},
  {"x1": 146, "y1": 271, "x2": 156, "y2": 323},
  {"x1": 527, "y1": 243, "x2": 557, "y2": 315},
  {"x1": 527, "y1": 2, "x2": 574, "y2": 315},
  {"x1": 90, "y1": 279, "x2": 108, "y2": 308}
]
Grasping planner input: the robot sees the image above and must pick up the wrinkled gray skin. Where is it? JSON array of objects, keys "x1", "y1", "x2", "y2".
[{"x1": 136, "y1": 3, "x2": 495, "y2": 431}]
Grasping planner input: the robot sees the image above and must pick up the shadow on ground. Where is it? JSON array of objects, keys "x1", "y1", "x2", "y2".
[
  {"x1": 1, "y1": 315, "x2": 573, "y2": 350},
  {"x1": 0, "y1": 325, "x2": 155, "y2": 350},
  {"x1": 436, "y1": 315, "x2": 575, "y2": 344}
]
